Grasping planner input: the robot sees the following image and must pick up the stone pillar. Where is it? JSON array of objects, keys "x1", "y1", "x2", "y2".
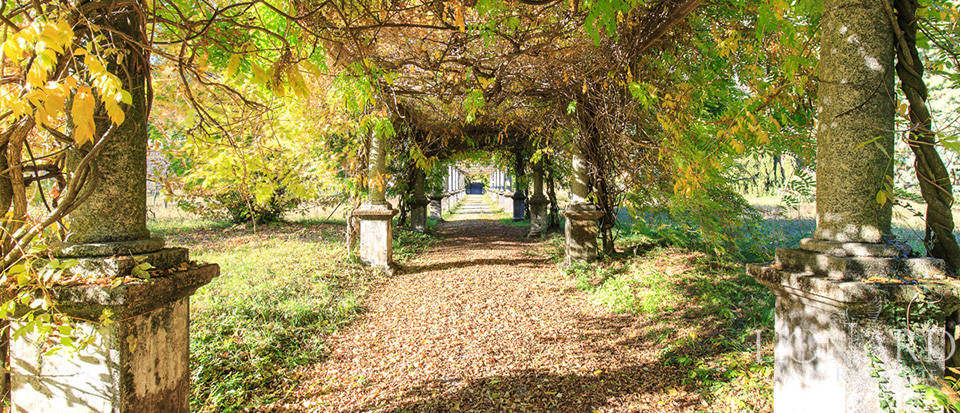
[
  {"x1": 442, "y1": 168, "x2": 450, "y2": 212},
  {"x1": 563, "y1": 146, "x2": 602, "y2": 264},
  {"x1": 747, "y1": 1, "x2": 957, "y2": 411},
  {"x1": 12, "y1": 7, "x2": 219, "y2": 411},
  {"x1": 510, "y1": 167, "x2": 526, "y2": 222},
  {"x1": 499, "y1": 170, "x2": 506, "y2": 208},
  {"x1": 528, "y1": 164, "x2": 549, "y2": 236},
  {"x1": 353, "y1": 131, "x2": 396, "y2": 272},
  {"x1": 429, "y1": 193, "x2": 444, "y2": 221},
  {"x1": 814, "y1": 0, "x2": 895, "y2": 243},
  {"x1": 511, "y1": 190, "x2": 526, "y2": 221},
  {"x1": 410, "y1": 168, "x2": 428, "y2": 232}
]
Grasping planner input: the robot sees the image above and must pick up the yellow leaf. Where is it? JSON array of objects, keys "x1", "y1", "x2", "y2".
[
  {"x1": 300, "y1": 60, "x2": 324, "y2": 77},
  {"x1": 1, "y1": 37, "x2": 23, "y2": 62},
  {"x1": 44, "y1": 85, "x2": 66, "y2": 117},
  {"x1": 71, "y1": 86, "x2": 96, "y2": 146},
  {"x1": 252, "y1": 64, "x2": 267, "y2": 84},
  {"x1": 456, "y1": 2, "x2": 465, "y2": 32},
  {"x1": 876, "y1": 190, "x2": 887, "y2": 206},
  {"x1": 224, "y1": 54, "x2": 242, "y2": 79},
  {"x1": 287, "y1": 68, "x2": 309, "y2": 98},
  {"x1": 732, "y1": 139, "x2": 744, "y2": 154},
  {"x1": 105, "y1": 99, "x2": 125, "y2": 125}
]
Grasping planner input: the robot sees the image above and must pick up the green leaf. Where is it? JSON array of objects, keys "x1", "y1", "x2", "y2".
[{"x1": 131, "y1": 262, "x2": 154, "y2": 279}]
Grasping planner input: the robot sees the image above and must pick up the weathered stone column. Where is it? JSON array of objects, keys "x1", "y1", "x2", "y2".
[
  {"x1": 11, "y1": 6, "x2": 218, "y2": 411},
  {"x1": 563, "y1": 146, "x2": 602, "y2": 264},
  {"x1": 814, "y1": 0, "x2": 895, "y2": 243},
  {"x1": 528, "y1": 163, "x2": 549, "y2": 236},
  {"x1": 353, "y1": 131, "x2": 397, "y2": 272},
  {"x1": 747, "y1": 1, "x2": 958, "y2": 411},
  {"x1": 410, "y1": 168, "x2": 428, "y2": 232}
]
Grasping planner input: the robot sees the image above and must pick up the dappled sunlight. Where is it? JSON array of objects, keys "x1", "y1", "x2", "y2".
[{"x1": 260, "y1": 199, "x2": 774, "y2": 411}]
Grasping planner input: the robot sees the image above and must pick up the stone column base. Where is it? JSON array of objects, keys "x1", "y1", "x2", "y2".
[
  {"x1": 562, "y1": 203, "x2": 603, "y2": 264},
  {"x1": 353, "y1": 202, "x2": 397, "y2": 272},
  {"x1": 747, "y1": 239, "x2": 958, "y2": 413},
  {"x1": 10, "y1": 262, "x2": 219, "y2": 412},
  {"x1": 528, "y1": 196, "x2": 549, "y2": 237}
]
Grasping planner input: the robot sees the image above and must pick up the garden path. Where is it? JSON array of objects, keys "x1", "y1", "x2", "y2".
[{"x1": 290, "y1": 195, "x2": 701, "y2": 412}]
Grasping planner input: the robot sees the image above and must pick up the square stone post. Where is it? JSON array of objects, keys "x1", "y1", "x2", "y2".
[
  {"x1": 428, "y1": 193, "x2": 444, "y2": 221},
  {"x1": 410, "y1": 168, "x2": 428, "y2": 232},
  {"x1": 528, "y1": 163, "x2": 549, "y2": 236},
  {"x1": 353, "y1": 131, "x2": 396, "y2": 272},
  {"x1": 510, "y1": 153, "x2": 528, "y2": 222},
  {"x1": 10, "y1": 7, "x2": 218, "y2": 411},
  {"x1": 563, "y1": 146, "x2": 602, "y2": 264},
  {"x1": 747, "y1": 0, "x2": 957, "y2": 411},
  {"x1": 510, "y1": 190, "x2": 527, "y2": 221}
]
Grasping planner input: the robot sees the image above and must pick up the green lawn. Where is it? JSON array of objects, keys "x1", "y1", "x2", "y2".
[{"x1": 151, "y1": 217, "x2": 435, "y2": 412}]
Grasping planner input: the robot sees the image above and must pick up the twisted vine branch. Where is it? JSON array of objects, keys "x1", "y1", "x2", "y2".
[{"x1": 890, "y1": 0, "x2": 960, "y2": 271}]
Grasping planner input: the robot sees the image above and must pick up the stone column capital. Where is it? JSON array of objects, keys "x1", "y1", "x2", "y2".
[{"x1": 353, "y1": 202, "x2": 398, "y2": 220}]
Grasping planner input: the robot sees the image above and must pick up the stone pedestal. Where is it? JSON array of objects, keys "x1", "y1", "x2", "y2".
[
  {"x1": 743, "y1": 0, "x2": 956, "y2": 411},
  {"x1": 410, "y1": 197, "x2": 428, "y2": 232},
  {"x1": 354, "y1": 202, "x2": 397, "y2": 271},
  {"x1": 748, "y1": 243, "x2": 955, "y2": 412},
  {"x1": 563, "y1": 203, "x2": 603, "y2": 264},
  {"x1": 428, "y1": 195, "x2": 444, "y2": 221},
  {"x1": 11, "y1": 242, "x2": 218, "y2": 412},
  {"x1": 510, "y1": 191, "x2": 527, "y2": 221},
  {"x1": 528, "y1": 195, "x2": 549, "y2": 237},
  {"x1": 442, "y1": 192, "x2": 451, "y2": 212}
]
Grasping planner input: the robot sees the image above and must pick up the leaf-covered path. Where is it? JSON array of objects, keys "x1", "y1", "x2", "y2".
[{"x1": 289, "y1": 195, "x2": 702, "y2": 411}]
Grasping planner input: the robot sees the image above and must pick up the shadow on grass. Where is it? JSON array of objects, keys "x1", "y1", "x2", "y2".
[{"x1": 563, "y1": 248, "x2": 776, "y2": 410}]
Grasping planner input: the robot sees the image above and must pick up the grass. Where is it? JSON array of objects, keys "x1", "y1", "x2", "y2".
[
  {"x1": 394, "y1": 227, "x2": 440, "y2": 261},
  {"x1": 498, "y1": 217, "x2": 530, "y2": 227},
  {"x1": 150, "y1": 211, "x2": 437, "y2": 412},
  {"x1": 559, "y1": 243, "x2": 775, "y2": 411}
]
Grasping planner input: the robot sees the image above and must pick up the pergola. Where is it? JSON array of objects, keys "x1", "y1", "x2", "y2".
[{"x1": 4, "y1": 0, "x2": 959, "y2": 412}]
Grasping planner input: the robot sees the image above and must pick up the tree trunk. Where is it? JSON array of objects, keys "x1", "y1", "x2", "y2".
[
  {"x1": 595, "y1": 171, "x2": 616, "y2": 255},
  {"x1": 893, "y1": 0, "x2": 960, "y2": 271}
]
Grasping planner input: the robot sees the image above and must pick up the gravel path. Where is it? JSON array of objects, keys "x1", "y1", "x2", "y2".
[{"x1": 290, "y1": 195, "x2": 700, "y2": 412}]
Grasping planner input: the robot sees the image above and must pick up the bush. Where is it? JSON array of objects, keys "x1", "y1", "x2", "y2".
[{"x1": 177, "y1": 184, "x2": 302, "y2": 224}]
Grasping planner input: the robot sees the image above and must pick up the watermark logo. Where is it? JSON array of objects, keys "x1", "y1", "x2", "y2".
[{"x1": 754, "y1": 294, "x2": 957, "y2": 365}]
